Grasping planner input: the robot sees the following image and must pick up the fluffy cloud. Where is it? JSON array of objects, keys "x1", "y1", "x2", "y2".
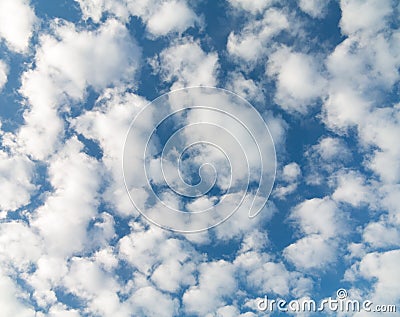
[
  {"x1": 0, "y1": 221, "x2": 42, "y2": 272},
  {"x1": 225, "y1": 71, "x2": 265, "y2": 104},
  {"x1": 0, "y1": 0, "x2": 37, "y2": 53},
  {"x1": 227, "y1": 8, "x2": 289, "y2": 63},
  {"x1": 313, "y1": 137, "x2": 350, "y2": 162},
  {"x1": 72, "y1": 89, "x2": 148, "y2": 216},
  {"x1": 130, "y1": 286, "x2": 179, "y2": 317},
  {"x1": 339, "y1": 0, "x2": 394, "y2": 36},
  {"x1": 0, "y1": 60, "x2": 8, "y2": 90},
  {"x1": 227, "y1": 0, "x2": 274, "y2": 14},
  {"x1": 0, "y1": 273, "x2": 35, "y2": 317},
  {"x1": 274, "y1": 162, "x2": 301, "y2": 198},
  {"x1": 0, "y1": 1, "x2": 399, "y2": 315},
  {"x1": 363, "y1": 220, "x2": 400, "y2": 249},
  {"x1": 234, "y1": 250, "x2": 312, "y2": 297},
  {"x1": 0, "y1": 150, "x2": 35, "y2": 214},
  {"x1": 183, "y1": 260, "x2": 237, "y2": 315},
  {"x1": 284, "y1": 234, "x2": 338, "y2": 270},
  {"x1": 75, "y1": 0, "x2": 199, "y2": 37},
  {"x1": 282, "y1": 162, "x2": 301, "y2": 182},
  {"x1": 31, "y1": 137, "x2": 102, "y2": 257},
  {"x1": 146, "y1": 1, "x2": 199, "y2": 36},
  {"x1": 267, "y1": 46, "x2": 327, "y2": 113},
  {"x1": 9, "y1": 18, "x2": 140, "y2": 160},
  {"x1": 346, "y1": 250, "x2": 400, "y2": 305},
  {"x1": 332, "y1": 170, "x2": 372, "y2": 207},
  {"x1": 298, "y1": 0, "x2": 330, "y2": 18},
  {"x1": 284, "y1": 197, "x2": 345, "y2": 269},
  {"x1": 118, "y1": 225, "x2": 197, "y2": 292},
  {"x1": 152, "y1": 37, "x2": 219, "y2": 88}
]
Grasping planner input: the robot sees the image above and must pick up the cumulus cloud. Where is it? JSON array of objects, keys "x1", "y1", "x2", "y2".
[
  {"x1": 284, "y1": 234, "x2": 338, "y2": 270},
  {"x1": 151, "y1": 37, "x2": 219, "y2": 88},
  {"x1": 267, "y1": 46, "x2": 327, "y2": 113},
  {"x1": 227, "y1": 8, "x2": 289, "y2": 63},
  {"x1": 9, "y1": 18, "x2": 140, "y2": 160},
  {"x1": 298, "y1": 0, "x2": 330, "y2": 18},
  {"x1": 274, "y1": 162, "x2": 301, "y2": 199},
  {"x1": 332, "y1": 170, "x2": 372, "y2": 207},
  {"x1": 284, "y1": 197, "x2": 346, "y2": 270},
  {"x1": 282, "y1": 162, "x2": 301, "y2": 182},
  {"x1": 118, "y1": 225, "x2": 197, "y2": 292},
  {"x1": 227, "y1": 0, "x2": 274, "y2": 14},
  {"x1": 31, "y1": 137, "x2": 102, "y2": 257},
  {"x1": 0, "y1": 221, "x2": 42, "y2": 272},
  {"x1": 0, "y1": 150, "x2": 35, "y2": 214},
  {"x1": 75, "y1": 0, "x2": 199, "y2": 37},
  {"x1": 0, "y1": 60, "x2": 8, "y2": 90},
  {"x1": 0, "y1": 273, "x2": 35, "y2": 317},
  {"x1": 146, "y1": 1, "x2": 199, "y2": 36},
  {"x1": 225, "y1": 71, "x2": 265, "y2": 104},
  {"x1": 183, "y1": 260, "x2": 237, "y2": 315},
  {"x1": 72, "y1": 89, "x2": 148, "y2": 216},
  {"x1": 0, "y1": 0, "x2": 399, "y2": 315},
  {"x1": 363, "y1": 220, "x2": 400, "y2": 249},
  {"x1": 346, "y1": 250, "x2": 400, "y2": 305},
  {"x1": 0, "y1": 0, "x2": 37, "y2": 53},
  {"x1": 339, "y1": 0, "x2": 394, "y2": 36}
]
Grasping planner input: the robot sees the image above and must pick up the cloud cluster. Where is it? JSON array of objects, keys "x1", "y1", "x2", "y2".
[{"x1": 0, "y1": 0, "x2": 399, "y2": 315}]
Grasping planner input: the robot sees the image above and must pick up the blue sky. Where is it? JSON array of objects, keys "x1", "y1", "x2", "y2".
[{"x1": 0, "y1": 0, "x2": 399, "y2": 316}]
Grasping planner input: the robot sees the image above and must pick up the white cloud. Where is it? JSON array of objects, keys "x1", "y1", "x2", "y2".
[
  {"x1": 0, "y1": 150, "x2": 35, "y2": 214},
  {"x1": 152, "y1": 37, "x2": 219, "y2": 88},
  {"x1": 225, "y1": 71, "x2": 265, "y2": 104},
  {"x1": 289, "y1": 197, "x2": 343, "y2": 238},
  {"x1": 214, "y1": 199, "x2": 276, "y2": 240},
  {"x1": 31, "y1": 137, "x2": 102, "y2": 257},
  {"x1": 313, "y1": 137, "x2": 350, "y2": 162},
  {"x1": 274, "y1": 162, "x2": 301, "y2": 199},
  {"x1": 72, "y1": 88, "x2": 148, "y2": 216},
  {"x1": 183, "y1": 260, "x2": 237, "y2": 315},
  {"x1": 41, "y1": 304, "x2": 81, "y2": 317},
  {"x1": 348, "y1": 250, "x2": 400, "y2": 305},
  {"x1": 322, "y1": 86, "x2": 371, "y2": 131},
  {"x1": 0, "y1": 0, "x2": 37, "y2": 53},
  {"x1": 0, "y1": 221, "x2": 42, "y2": 272},
  {"x1": 282, "y1": 162, "x2": 301, "y2": 182},
  {"x1": 284, "y1": 197, "x2": 345, "y2": 270},
  {"x1": 0, "y1": 60, "x2": 8, "y2": 90},
  {"x1": 0, "y1": 273, "x2": 35, "y2": 317},
  {"x1": 332, "y1": 171, "x2": 371, "y2": 207},
  {"x1": 75, "y1": 0, "x2": 199, "y2": 37},
  {"x1": 267, "y1": 46, "x2": 327, "y2": 113},
  {"x1": 359, "y1": 106, "x2": 400, "y2": 184},
  {"x1": 118, "y1": 225, "x2": 197, "y2": 294},
  {"x1": 146, "y1": 1, "x2": 198, "y2": 36},
  {"x1": 227, "y1": 8, "x2": 289, "y2": 63},
  {"x1": 284, "y1": 234, "x2": 337, "y2": 270},
  {"x1": 340, "y1": 0, "x2": 394, "y2": 36},
  {"x1": 227, "y1": 0, "x2": 274, "y2": 14},
  {"x1": 298, "y1": 0, "x2": 330, "y2": 18},
  {"x1": 363, "y1": 220, "x2": 400, "y2": 249},
  {"x1": 27, "y1": 256, "x2": 68, "y2": 307},
  {"x1": 130, "y1": 286, "x2": 179, "y2": 317},
  {"x1": 63, "y1": 257, "x2": 132, "y2": 317},
  {"x1": 12, "y1": 19, "x2": 140, "y2": 160}
]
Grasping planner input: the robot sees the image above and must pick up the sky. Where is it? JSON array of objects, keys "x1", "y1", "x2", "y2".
[{"x1": 0, "y1": 0, "x2": 399, "y2": 316}]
